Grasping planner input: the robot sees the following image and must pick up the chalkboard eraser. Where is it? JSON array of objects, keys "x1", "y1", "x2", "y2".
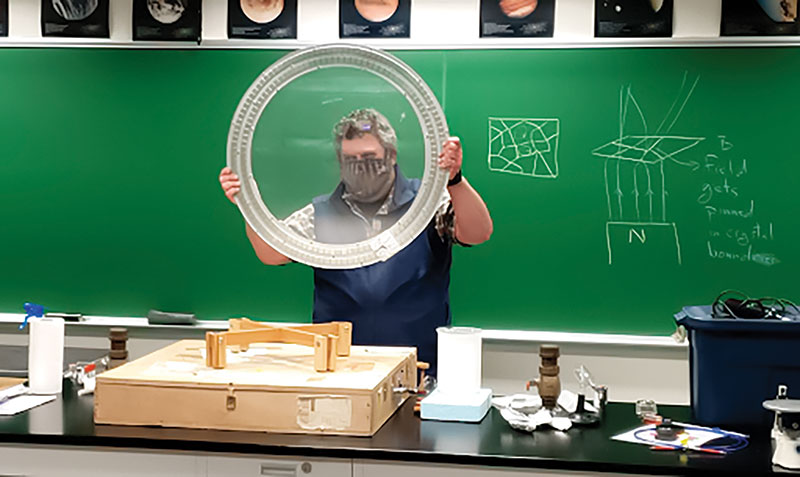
[
  {"x1": 44, "y1": 312, "x2": 83, "y2": 322},
  {"x1": 147, "y1": 310, "x2": 197, "y2": 326}
]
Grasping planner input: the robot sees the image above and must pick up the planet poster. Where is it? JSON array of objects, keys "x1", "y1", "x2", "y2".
[
  {"x1": 1, "y1": 0, "x2": 7, "y2": 37},
  {"x1": 595, "y1": 0, "x2": 673, "y2": 37},
  {"x1": 480, "y1": 0, "x2": 555, "y2": 37},
  {"x1": 339, "y1": 0, "x2": 410, "y2": 38},
  {"x1": 133, "y1": 0, "x2": 201, "y2": 41},
  {"x1": 722, "y1": 0, "x2": 798, "y2": 36},
  {"x1": 228, "y1": 0, "x2": 297, "y2": 39},
  {"x1": 41, "y1": 0, "x2": 109, "y2": 38}
]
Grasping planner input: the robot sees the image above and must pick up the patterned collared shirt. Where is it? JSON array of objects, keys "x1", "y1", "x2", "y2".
[{"x1": 283, "y1": 187, "x2": 456, "y2": 242}]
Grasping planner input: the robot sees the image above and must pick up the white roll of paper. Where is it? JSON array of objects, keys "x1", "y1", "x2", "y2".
[
  {"x1": 436, "y1": 327, "x2": 482, "y2": 395},
  {"x1": 28, "y1": 317, "x2": 65, "y2": 395}
]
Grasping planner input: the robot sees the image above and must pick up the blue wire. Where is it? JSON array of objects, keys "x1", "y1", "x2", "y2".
[
  {"x1": 682, "y1": 425, "x2": 749, "y2": 452},
  {"x1": 632, "y1": 425, "x2": 749, "y2": 453}
]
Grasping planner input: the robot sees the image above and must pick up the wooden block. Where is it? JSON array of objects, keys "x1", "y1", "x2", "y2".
[
  {"x1": 337, "y1": 322, "x2": 352, "y2": 356},
  {"x1": 313, "y1": 334, "x2": 327, "y2": 372},
  {"x1": 205, "y1": 331, "x2": 228, "y2": 369},
  {"x1": 228, "y1": 319, "x2": 249, "y2": 351},
  {"x1": 326, "y1": 335, "x2": 337, "y2": 372}
]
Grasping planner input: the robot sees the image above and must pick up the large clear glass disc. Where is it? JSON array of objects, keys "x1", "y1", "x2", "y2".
[
  {"x1": 252, "y1": 66, "x2": 425, "y2": 227},
  {"x1": 227, "y1": 44, "x2": 449, "y2": 269}
]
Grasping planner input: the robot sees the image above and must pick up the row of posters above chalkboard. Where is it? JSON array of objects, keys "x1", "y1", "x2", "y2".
[{"x1": 0, "y1": 1, "x2": 797, "y2": 40}]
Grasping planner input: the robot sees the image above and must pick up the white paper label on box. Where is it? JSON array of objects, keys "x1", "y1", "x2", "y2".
[{"x1": 297, "y1": 395, "x2": 352, "y2": 430}]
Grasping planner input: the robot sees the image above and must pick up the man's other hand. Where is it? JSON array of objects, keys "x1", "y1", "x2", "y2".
[
  {"x1": 219, "y1": 167, "x2": 241, "y2": 204},
  {"x1": 438, "y1": 137, "x2": 463, "y2": 181}
]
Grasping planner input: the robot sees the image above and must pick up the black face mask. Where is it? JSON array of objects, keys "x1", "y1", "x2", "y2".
[{"x1": 340, "y1": 157, "x2": 395, "y2": 203}]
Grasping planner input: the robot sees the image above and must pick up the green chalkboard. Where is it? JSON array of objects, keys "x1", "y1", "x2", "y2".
[{"x1": 1, "y1": 47, "x2": 797, "y2": 335}]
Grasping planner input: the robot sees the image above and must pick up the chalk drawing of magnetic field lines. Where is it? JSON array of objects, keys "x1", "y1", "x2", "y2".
[
  {"x1": 592, "y1": 73, "x2": 705, "y2": 265},
  {"x1": 488, "y1": 117, "x2": 560, "y2": 178}
]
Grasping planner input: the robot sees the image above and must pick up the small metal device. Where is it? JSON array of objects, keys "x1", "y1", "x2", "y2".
[
  {"x1": 575, "y1": 365, "x2": 608, "y2": 415},
  {"x1": 635, "y1": 399, "x2": 660, "y2": 423},
  {"x1": 568, "y1": 365, "x2": 603, "y2": 425},
  {"x1": 65, "y1": 356, "x2": 109, "y2": 396},
  {"x1": 654, "y1": 418, "x2": 684, "y2": 441},
  {"x1": 763, "y1": 384, "x2": 800, "y2": 470}
]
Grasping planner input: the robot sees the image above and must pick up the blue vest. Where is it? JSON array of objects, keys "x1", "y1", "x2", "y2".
[{"x1": 311, "y1": 171, "x2": 452, "y2": 375}]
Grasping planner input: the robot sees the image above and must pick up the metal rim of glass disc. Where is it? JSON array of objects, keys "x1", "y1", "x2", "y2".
[{"x1": 227, "y1": 43, "x2": 449, "y2": 269}]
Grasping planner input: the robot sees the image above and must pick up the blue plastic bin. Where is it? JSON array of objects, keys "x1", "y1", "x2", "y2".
[{"x1": 675, "y1": 305, "x2": 800, "y2": 430}]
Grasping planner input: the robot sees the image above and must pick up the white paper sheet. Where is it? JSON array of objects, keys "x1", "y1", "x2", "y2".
[
  {"x1": 0, "y1": 383, "x2": 28, "y2": 402},
  {"x1": 612, "y1": 422, "x2": 746, "y2": 451},
  {"x1": 0, "y1": 394, "x2": 57, "y2": 416}
]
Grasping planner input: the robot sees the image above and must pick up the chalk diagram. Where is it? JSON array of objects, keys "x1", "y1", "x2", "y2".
[
  {"x1": 592, "y1": 73, "x2": 704, "y2": 265},
  {"x1": 488, "y1": 117, "x2": 560, "y2": 178}
]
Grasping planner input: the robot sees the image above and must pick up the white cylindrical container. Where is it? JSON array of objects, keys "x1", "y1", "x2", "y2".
[
  {"x1": 436, "y1": 327, "x2": 482, "y2": 395},
  {"x1": 28, "y1": 317, "x2": 65, "y2": 395}
]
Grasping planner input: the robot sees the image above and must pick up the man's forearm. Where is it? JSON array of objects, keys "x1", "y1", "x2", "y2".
[
  {"x1": 245, "y1": 223, "x2": 291, "y2": 265},
  {"x1": 449, "y1": 178, "x2": 493, "y2": 245}
]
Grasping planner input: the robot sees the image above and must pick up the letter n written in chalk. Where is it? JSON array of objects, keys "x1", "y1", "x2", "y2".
[{"x1": 629, "y1": 228, "x2": 646, "y2": 244}]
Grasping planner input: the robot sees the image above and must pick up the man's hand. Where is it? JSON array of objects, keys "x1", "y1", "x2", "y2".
[
  {"x1": 219, "y1": 166, "x2": 290, "y2": 265},
  {"x1": 219, "y1": 167, "x2": 241, "y2": 204},
  {"x1": 438, "y1": 137, "x2": 463, "y2": 182},
  {"x1": 438, "y1": 136, "x2": 494, "y2": 244}
]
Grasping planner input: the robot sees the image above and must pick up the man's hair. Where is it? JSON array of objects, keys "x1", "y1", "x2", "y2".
[{"x1": 333, "y1": 109, "x2": 397, "y2": 161}]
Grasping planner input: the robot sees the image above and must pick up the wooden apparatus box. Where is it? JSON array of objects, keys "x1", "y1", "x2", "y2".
[{"x1": 94, "y1": 340, "x2": 417, "y2": 436}]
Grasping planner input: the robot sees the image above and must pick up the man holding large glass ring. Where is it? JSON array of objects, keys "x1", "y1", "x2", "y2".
[{"x1": 219, "y1": 109, "x2": 493, "y2": 374}]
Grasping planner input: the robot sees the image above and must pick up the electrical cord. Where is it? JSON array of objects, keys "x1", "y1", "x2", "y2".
[
  {"x1": 633, "y1": 424, "x2": 749, "y2": 454},
  {"x1": 711, "y1": 289, "x2": 800, "y2": 321}
]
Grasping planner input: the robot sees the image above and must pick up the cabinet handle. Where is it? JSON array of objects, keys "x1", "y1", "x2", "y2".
[{"x1": 259, "y1": 462, "x2": 311, "y2": 476}]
